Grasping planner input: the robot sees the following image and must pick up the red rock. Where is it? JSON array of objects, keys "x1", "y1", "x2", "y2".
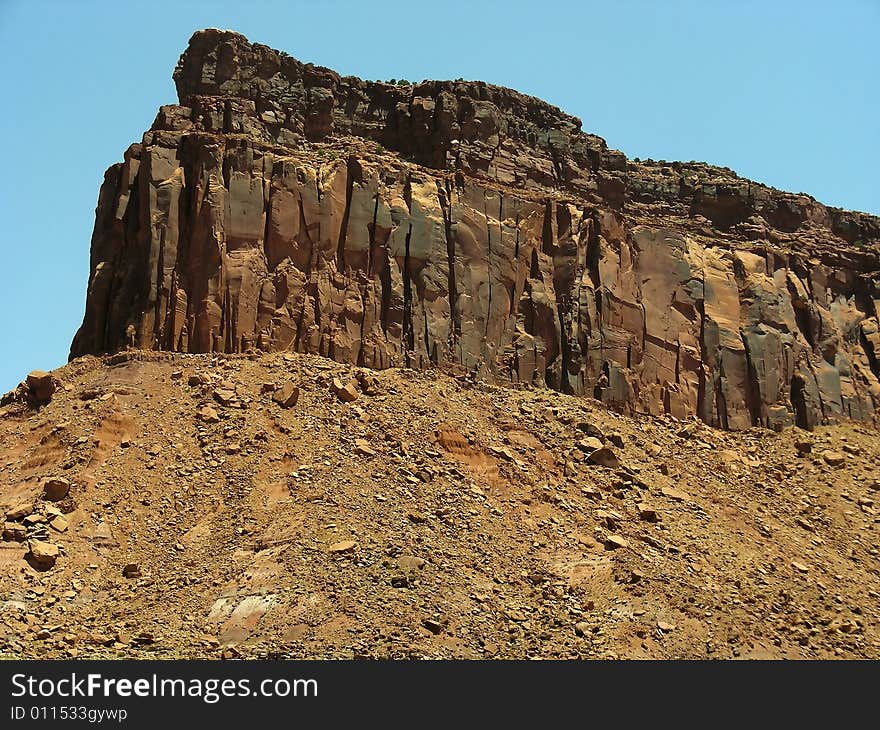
[
  {"x1": 197, "y1": 406, "x2": 220, "y2": 424},
  {"x1": 2, "y1": 522, "x2": 26, "y2": 542},
  {"x1": 329, "y1": 540, "x2": 357, "y2": 553},
  {"x1": 334, "y1": 381, "x2": 359, "y2": 403},
  {"x1": 587, "y1": 447, "x2": 620, "y2": 469},
  {"x1": 604, "y1": 535, "x2": 629, "y2": 550},
  {"x1": 28, "y1": 539, "x2": 60, "y2": 568},
  {"x1": 26, "y1": 371, "x2": 55, "y2": 403},
  {"x1": 42, "y1": 478, "x2": 71, "y2": 501},
  {"x1": 354, "y1": 439, "x2": 376, "y2": 457},
  {"x1": 272, "y1": 381, "x2": 299, "y2": 408},
  {"x1": 5, "y1": 502, "x2": 34, "y2": 521},
  {"x1": 67, "y1": 30, "x2": 880, "y2": 433}
]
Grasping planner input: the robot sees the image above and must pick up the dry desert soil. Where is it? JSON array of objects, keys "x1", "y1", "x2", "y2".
[{"x1": 1, "y1": 350, "x2": 878, "y2": 659}]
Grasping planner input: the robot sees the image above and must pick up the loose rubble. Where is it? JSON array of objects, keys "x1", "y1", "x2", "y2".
[{"x1": 0, "y1": 350, "x2": 878, "y2": 660}]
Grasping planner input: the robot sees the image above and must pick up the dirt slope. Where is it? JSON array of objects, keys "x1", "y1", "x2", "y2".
[{"x1": 1, "y1": 352, "x2": 878, "y2": 659}]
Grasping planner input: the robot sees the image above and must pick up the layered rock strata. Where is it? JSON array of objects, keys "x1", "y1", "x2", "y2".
[{"x1": 71, "y1": 29, "x2": 880, "y2": 430}]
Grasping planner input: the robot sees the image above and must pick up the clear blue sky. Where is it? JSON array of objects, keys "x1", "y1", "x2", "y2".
[{"x1": 0, "y1": 0, "x2": 877, "y2": 393}]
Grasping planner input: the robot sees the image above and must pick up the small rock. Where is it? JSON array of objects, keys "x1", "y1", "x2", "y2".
[
  {"x1": 354, "y1": 439, "x2": 376, "y2": 457},
  {"x1": 170, "y1": 370, "x2": 183, "y2": 381},
  {"x1": 604, "y1": 534, "x2": 629, "y2": 550},
  {"x1": 197, "y1": 406, "x2": 220, "y2": 424},
  {"x1": 5, "y1": 502, "x2": 34, "y2": 521},
  {"x1": 587, "y1": 447, "x2": 620, "y2": 469},
  {"x1": 796, "y1": 517, "x2": 815, "y2": 532},
  {"x1": 42, "y1": 477, "x2": 71, "y2": 501},
  {"x1": 794, "y1": 439, "x2": 813, "y2": 455},
  {"x1": 398, "y1": 555, "x2": 426, "y2": 571},
  {"x1": 2, "y1": 522, "x2": 27, "y2": 542},
  {"x1": 333, "y1": 379, "x2": 359, "y2": 403},
  {"x1": 213, "y1": 388, "x2": 237, "y2": 406},
  {"x1": 577, "y1": 437, "x2": 604, "y2": 453},
  {"x1": 488, "y1": 445, "x2": 516, "y2": 461},
  {"x1": 596, "y1": 509, "x2": 621, "y2": 530},
  {"x1": 329, "y1": 540, "x2": 357, "y2": 553},
  {"x1": 677, "y1": 425, "x2": 696, "y2": 439},
  {"x1": 272, "y1": 382, "x2": 300, "y2": 408},
  {"x1": 28, "y1": 539, "x2": 60, "y2": 568},
  {"x1": 422, "y1": 618, "x2": 443, "y2": 635},
  {"x1": 791, "y1": 561, "x2": 809, "y2": 573},
  {"x1": 122, "y1": 563, "x2": 142, "y2": 579},
  {"x1": 26, "y1": 371, "x2": 55, "y2": 403},
  {"x1": 821, "y1": 450, "x2": 845, "y2": 467},
  {"x1": 188, "y1": 374, "x2": 208, "y2": 387},
  {"x1": 355, "y1": 371, "x2": 381, "y2": 395},
  {"x1": 660, "y1": 486, "x2": 688, "y2": 502},
  {"x1": 637, "y1": 503, "x2": 659, "y2": 522},
  {"x1": 657, "y1": 620, "x2": 676, "y2": 632},
  {"x1": 49, "y1": 516, "x2": 69, "y2": 533},
  {"x1": 574, "y1": 621, "x2": 590, "y2": 637}
]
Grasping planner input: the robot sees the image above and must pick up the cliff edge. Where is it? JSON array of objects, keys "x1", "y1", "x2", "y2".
[{"x1": 71, "y1": 29, "x2": 880, "y2": 430}]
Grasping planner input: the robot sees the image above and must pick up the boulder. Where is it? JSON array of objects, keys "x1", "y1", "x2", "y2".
[
  {"x1": 28, "y1": 539, "x2": 60, "y2": 568},
  {"x1": 197, "y1": 405, "x2": 220, "y2": 424},
  {"x1": 334, "y1": 380, "x2": 359, "y2": 403},
  {"x1": 42, "y1": 477, "x2": 71, "y2": 501},
  {"x1": 26, "y1": 371, "x2": 55, "y2": 403},
  {"x1": 5, "y1": 502, "x2": 34, "y2": 521},
  {"x1": 272, "y1": 381, "x2": 299, "y2": 408},
  {"x1": 587, "y1": 447, "x2": 620, "y2": 469},
  {"x1": 2, "y1": 522, "x2": 27, "y2": 542}
]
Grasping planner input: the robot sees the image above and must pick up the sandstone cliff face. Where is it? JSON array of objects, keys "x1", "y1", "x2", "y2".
[{"x1": 71, "y1": 29, "x2": 880, "y2": 430}]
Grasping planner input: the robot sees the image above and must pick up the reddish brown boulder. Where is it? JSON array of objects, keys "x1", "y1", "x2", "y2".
[
  {"x1": 26, "y1": 371, "x2": 55, "y2": 403},
  {"x1": 272, "y1": 382, "x2": 299, "y2": 408},
  {"x1": 28, "y1": 539, "x2": 60, "y2": 569},
  {"x1": 42, "y1": 477, "x2": 71, "y2": 501}
]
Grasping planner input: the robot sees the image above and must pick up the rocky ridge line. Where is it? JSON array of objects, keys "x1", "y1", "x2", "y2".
[{"x1": 70, "y1": 29, "x2": 880, "y2": 430}]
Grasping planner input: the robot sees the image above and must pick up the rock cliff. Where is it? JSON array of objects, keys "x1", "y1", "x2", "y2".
[{"x1": 71, "y1": 29, "x2": 880, "y2": 430}]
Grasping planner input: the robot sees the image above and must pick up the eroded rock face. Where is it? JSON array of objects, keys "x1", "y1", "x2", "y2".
[{"x1": 70, "y1": 29, "x2": 880, "y2": 430}]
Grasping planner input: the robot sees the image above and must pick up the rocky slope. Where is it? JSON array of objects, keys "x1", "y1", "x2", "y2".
[
  {"x1": 1, "y1": 352, "x2": 879, "y2": 659},
  {"x1": 70, "y1": 29, "x2": 880, "y2": 431}
]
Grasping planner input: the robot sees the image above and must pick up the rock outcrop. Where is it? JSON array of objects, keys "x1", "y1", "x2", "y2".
[{"x1": 71, "y1": 29, "x2": 880, "y2": 430}]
